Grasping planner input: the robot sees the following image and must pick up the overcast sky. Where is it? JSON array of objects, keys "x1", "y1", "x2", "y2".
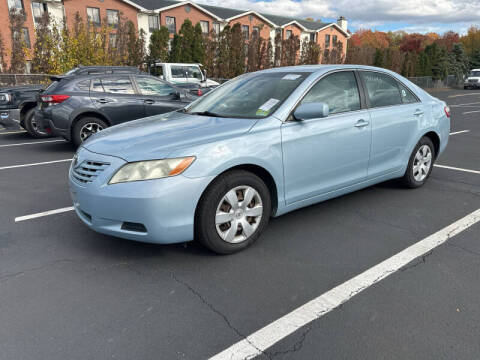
[{"x1": 196, "y1": 0, "x2": 479, "y2": 34}]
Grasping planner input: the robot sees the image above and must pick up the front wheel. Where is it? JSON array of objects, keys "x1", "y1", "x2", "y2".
[
  {"x1": 24, "y1": 108, "x2": 51, "y2": 138},
  {"x1": 72, "y1": 117, "x2": 108, "y2": 147},
  {"x1": 401, "y1": 136, "x2": 435, "y2": 188},
  {"x1": 196, "y1": 170, "x2": 271, "y2": 254}
]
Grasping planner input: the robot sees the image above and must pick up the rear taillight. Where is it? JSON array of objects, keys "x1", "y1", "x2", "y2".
[
  {"x1": 197, "y1": 88, "x2": 203, "y2": 96},
  {"x1": 41, "y1": 94, "x2": 70, "y2": 104},
  {"x1": 444, "y1": 106, "x2": 450, "y2": 118}
]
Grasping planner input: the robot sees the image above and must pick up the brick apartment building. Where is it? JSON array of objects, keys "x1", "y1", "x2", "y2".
[{"x1": 0, "y1": 0, "x2": 349, "y2": 72}]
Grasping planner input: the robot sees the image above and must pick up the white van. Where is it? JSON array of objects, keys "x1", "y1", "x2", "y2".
[{"x1": 464, "y1": 69, "x2": 480, "y2": 89}]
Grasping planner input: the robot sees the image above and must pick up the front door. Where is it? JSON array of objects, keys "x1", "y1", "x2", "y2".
[
  {"x1": 281, "y1": 71, "x2": 372, "y2": 205},
  {"x1": 134, "y1": 76, "x2": 185, "y2": 116}
]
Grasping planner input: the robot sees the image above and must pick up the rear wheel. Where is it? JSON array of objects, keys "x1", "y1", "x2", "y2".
[
  {"x1": 72, "y1": 117, "x2": 108, "y2": 147},
  {"x1": 401, "y1": 136, "x2": 435, "y2": 188},
  {"x1": 196, "y1": 170, "x2": 271, "y2": 254},
  {"x1": 24, "y1": 108, "x2": 50, "y2": 138}
]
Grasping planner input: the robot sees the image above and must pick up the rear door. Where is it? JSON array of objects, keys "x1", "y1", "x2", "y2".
[
  {"x1": 133, "y1": 76, "x2": 185, "y2": 116},
  {"x1": 359, "y1": 71, "x2": 423, "y2": 177},
  {"x1": 90, "y1": 76, "x2": 145, "y2": 125}
]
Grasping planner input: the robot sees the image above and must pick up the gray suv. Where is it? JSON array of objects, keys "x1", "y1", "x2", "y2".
[{"x1": 36, "y1": 74, "x2": 194, "y2": 147}]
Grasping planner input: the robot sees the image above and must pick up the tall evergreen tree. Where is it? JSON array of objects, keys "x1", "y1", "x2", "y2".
[
  {"x1": 149, "y1": 27, "x2": 170, "y2": 62},
  {"x1": 169, "y1": 34, "x2": 181, "y2": 62},
  {"x1": 8, "y1": 8, "x2": 27, "y2": 73},
  {"x1": 192, "y1": 22, "x2": 205, "y2": 63},
  {"x1": 178, "y1": 19, "x2": 195, "y2": 62}
]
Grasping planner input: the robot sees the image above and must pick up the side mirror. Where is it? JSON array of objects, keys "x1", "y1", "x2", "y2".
[{"x1": 293, "y1": 102, "x2": 329, "y2": 121}]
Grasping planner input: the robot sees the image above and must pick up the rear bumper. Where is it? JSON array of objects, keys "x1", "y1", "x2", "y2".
[
  {"x1": 35, "y1": 109, "x2": 70, "y2": 139},
  {"x1": 0, "y1": 108, "x2": 21, "y2": 129}
]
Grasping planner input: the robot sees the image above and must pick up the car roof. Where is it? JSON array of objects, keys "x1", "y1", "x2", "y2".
[{"x1": 68, "y1": 66, "x2": 142, "y2": 75}]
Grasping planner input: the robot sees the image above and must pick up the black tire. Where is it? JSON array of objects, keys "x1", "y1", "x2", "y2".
[
  {"x1": 196, "y1": 170, "x2": 272, "y2": 254},
  {"x1": 401, "y1": 136, "x2": 435, "y2": 188},
  {"x1": 72, "y1": 117, "x2": 108, "y2": 147},
  {"x1": 24, "y1": 108, "x2": 51, "y2": 138}
]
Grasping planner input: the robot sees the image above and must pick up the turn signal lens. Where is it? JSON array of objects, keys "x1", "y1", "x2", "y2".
[
  {"x1": 444, "y1": 106, "x2": 450, "y2": 118},
  {"x1": 109, "y1": 157, "x2": 196, "y2": 184}
]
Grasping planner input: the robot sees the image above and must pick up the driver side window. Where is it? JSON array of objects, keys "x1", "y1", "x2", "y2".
[{"x1": 301, "y1": 71, "x2": 361, "y2": 115}]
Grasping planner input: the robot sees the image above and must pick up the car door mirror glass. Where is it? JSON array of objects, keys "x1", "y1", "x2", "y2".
[{"x1": 294, "y1": 102, "x2": 329, "y2": 121}]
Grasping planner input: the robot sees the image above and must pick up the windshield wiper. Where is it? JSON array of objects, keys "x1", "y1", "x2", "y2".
[{"x1": 188, "y1": 111, "x2": 226, "y2": 118}]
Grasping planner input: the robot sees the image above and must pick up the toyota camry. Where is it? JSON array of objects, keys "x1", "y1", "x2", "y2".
[{"x1": 69, "y1": 65, "x2": 450, "y2": 254}]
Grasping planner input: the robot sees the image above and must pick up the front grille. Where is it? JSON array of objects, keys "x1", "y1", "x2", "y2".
[
  {"x1": 72, "y1": 160, "x2": 110, "y2": 183},
  {"x1": 469, "y1": 79, "x2": 478, "y2": 83}
]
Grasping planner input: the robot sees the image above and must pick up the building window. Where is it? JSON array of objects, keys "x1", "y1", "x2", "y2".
[
  {"x1": 325, "y1": 34, "x2": 330, "y2": 47},
  {"x1": 107, "y1": 9, "x2": 119, "y2": 28},
  {"x1": 200, "y1": 20, "x2": 209, "y2": 35},
  {"x1": 213, "y1": 22, "x2": 220, "y2": 35},
  {"x1": 7, "y1": 0, "x2": 23, "y2": 10},
  {"x1": 332, "y1": 35, "x2": 338, "y2": 44},
  {"x1": 185, "y1": 4, "x2": 191, "y2": 12},
  {"x1": 86, "y1": 7, "x2": 100, "y2": 26},
  {"x1": 286, "y1": 30, "x2": 292, "y2": 39},
  {"x1": 31, "y1": 1, "x2": 47, "y2": 22},
  {"x1": 148, "y1": 15, "x2": 159, "y2": 32},
  {"x1": 21, "y1": 27, "x2": 31, "y2": 48},
  {"x1": 310, "y1": 33, "x2": 315, "y2": 42},
  {"x1": 242, "y1": 25, "x2": 249, "y2": 39},
  {"x1": 109, "y1": 33, "x2": 117, "y2": 48},
  {"x1": 253, "y1": 26, "x2": 260, "y2": 35},
  {"x1": 165, "y1": 16, "x2": 176, "y2": 34}
]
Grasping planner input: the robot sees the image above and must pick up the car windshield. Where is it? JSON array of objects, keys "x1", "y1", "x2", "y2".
[
  {"x1": 470, "y1": 71, "x2": 480, "y2": 77},
  {"x1": 184, "y1": 72, "x2": 311, "y2": 118}
]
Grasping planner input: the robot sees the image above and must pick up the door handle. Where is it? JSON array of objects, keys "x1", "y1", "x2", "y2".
[
  {"x1": 354, "y1": 119, "x2": 369, "y2": 128},
  {"x1": 413, "y1": 109, "x2": 424, "y2": 116},
  {"x1": 144, "y1": 99, "x2": 155, "y2": 105},
  {"x1": 96, "y1": 99, "x2": 109, "y2": 104}
]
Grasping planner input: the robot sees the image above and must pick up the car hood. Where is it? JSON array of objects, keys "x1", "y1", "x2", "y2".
[{"x1": 82, "y1": 111, "x2": 258, "y2": 162}]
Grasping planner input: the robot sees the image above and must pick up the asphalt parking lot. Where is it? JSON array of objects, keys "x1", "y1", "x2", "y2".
[{"x1": 0, "y1": 88, "x2": 479, "y2": 360}]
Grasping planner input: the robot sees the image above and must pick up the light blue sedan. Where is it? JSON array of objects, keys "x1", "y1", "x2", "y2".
[{"x1": 69, "y1": 65, "x2": 450, "y2": 254}]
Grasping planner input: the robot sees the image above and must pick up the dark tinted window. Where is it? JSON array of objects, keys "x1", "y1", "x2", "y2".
[
  {"x1": 91, "y1": 77, "x2": 135, "y2": 94},
  {"x1": 171, "y1": 66, "x2": 185, "y2": 79},
  {"x1": 76, "y1": 80, "x2": 90, "y2": 91},
  {"x1": 361, "y1": 71, "x2": 402, "y2": 108},
  {"x1": 301, "y1": 71, "x2": 360, "y2": 114},
  {"x1": 397, "y1": 82, "x2": 418, "y2": 103},
  {"x1": 136, "y1": 77, "x2": 175, "y2": 96}
]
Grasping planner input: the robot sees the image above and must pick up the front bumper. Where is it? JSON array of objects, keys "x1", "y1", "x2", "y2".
[
  {"x1": 69, "y1": 147, "x2": 214, "y2": 244},
  {"x1": 0, "y1": 108, "x2": 21, "y2": 129}
]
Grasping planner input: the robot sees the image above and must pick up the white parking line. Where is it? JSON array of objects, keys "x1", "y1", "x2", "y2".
[
  {"x1": 462, "y1": 110, "x2": 480, "y2": 114},
  {"x1": 0, "y1": 139, "x2": 65, "y2": 148},
  {"x1": 0, "y1": 130, "x2": 27, "y2": 135},
  {"x1": 0, "y1": 158, "x2": 71, "y2": 170},
  {"x1": 210, "y1": 209, "x2": 480, "y2": 360},
  {"x1": 450, "y1": 102, "x2": 480, "y2": 107},
  {"x1": 449, "y1": 93, "x2": 480, "y2": 98},
  {"x1": 15, "y1": 206, "x2": 74, "y2": 222},
  {"x1": 434, "y1": 164, "x2": 480, "y2": 175},
  {"x1": 449, "y1": 130, "x2": 470, "y2": 135}
]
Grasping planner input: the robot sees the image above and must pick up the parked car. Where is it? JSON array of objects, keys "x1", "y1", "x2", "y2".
[
  {"x1": 150, "y1": 62, "x2": 219, "y2": 88},
  {"x1": 36, "y1": 73, "x2": 195, "y2": 146},
  {"x1": 464, "y1": 69, "x2": 480, "y2": 89},
  {"x1": 0, "y1": 66, "x2": 144, "y2": 137},
  {"x1": 69, "y1": 65, "x2": 450, "y2": 254}
]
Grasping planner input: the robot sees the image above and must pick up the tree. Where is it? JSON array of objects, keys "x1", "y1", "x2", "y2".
[
  {"x1": 149, "y1": 27, "x2": 170, "y2": 62},
  {"x1": 169, "y1": 34, "x2": 181, "y2": 62},
  {"x1": 178, "y1": 19, "x2": 195, "y2": 62},
  {"x1": 281, "y1": 35, "x2": 300, "y2": 66},
  {"x1": 32, "y1": 12, "x2": 55, "y2": 73},
  {"x1": 470, "y1": 49, "x2": 480, "y2": 69},
  {"x1": 216, "y1": 25, "x2": 231, "y2": 78},
  {"x1": 260, "y1": 38, "x2": 273, "y2": 69},
  {"x1": 203, "y1": 29, "x2": 217, "y2": 76},
  {"x1": 299, "y1": 39, "x2": 320, "y2": 64},
  {"x1": 8, "y1": 8, "x2": 27, "y2": 73},
  {"x1": 229, "y1": 23, "x2": 245, "y2": 77},
  {"x1": 449, "y1": 43, "x2": 470, "y2": 79},
  {"x1": 192, "y1": 22, "x2": 205, "y2": 63},
  {"x1": 0, "y1": 30, "x2": 8, "y2": 72}
]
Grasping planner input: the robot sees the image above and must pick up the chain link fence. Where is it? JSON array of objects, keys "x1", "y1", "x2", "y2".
[
  {"x1": 0, "y1": 74, "x2": 50, "y2": 87},
  {"x1": 407, "y1": 75, "x2": 464, "y2": 89}
]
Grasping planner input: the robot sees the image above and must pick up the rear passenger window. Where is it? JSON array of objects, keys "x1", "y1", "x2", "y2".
[
  {"x1": 91, "y1": 77, "x2": 135, "y2": 94},
  {"x1": 76, "y1": 80, "x2": 90, "y2": 91},
  {"x1": 397, "y1": 82, "x2": 418, "y2": 104},
  {"x1": 361, "y1": 71, "x2": 402, "y2": 108},
  {"x1": 301, "y1": 71, "x2": 361, "y2": 115}
]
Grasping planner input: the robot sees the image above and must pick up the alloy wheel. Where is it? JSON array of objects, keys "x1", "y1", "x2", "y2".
[
  {"x1": 215, "y1": 186, "x2": 263, "y2": 244},
  {"x1": 79, "y1": 122, "x2": 104, "y2": 142},
  {"x1": 413, "y1": 144, "x2": 432, "y2": 182}
]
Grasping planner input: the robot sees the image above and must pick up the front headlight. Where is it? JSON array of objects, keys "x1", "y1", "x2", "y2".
[
  {"x1": 109, "y1": 157, "x2": 196, "y2": 184},
  {"x1": 0, "y1": 93, "x2": 11, "y2": 102}
]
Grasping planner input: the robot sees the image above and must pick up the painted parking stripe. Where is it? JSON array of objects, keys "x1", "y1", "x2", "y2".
[
  {"x1": 450, "y1": 102, "x2": 480, "y2": 107},
  {"x1": 434, "y1": 164, "x2": 480, "y2": 175},
  {"x1": 462, "y1": 109, "x2": 480, "y2": 114},
  {"x1": 15, "y1": 206, "x2": 74, "y2": 222},
  {"x1": 210, "y1": 209, "x2": 480, "y2": 360},
  {"x1": 0, "y1": 130, "x2": 27, "y2": 135},
  {"x1": 0, "y1": 139, "x2": 65, "y2": 148},
  {"x1": 449, "y1": 130, "x2": 470, "y2": 135},
  {"x1": 0, "y1": 158, "x2": 72, "y2": 171},
  {"x1": 448, "y1": 93, "x2": 480, "y2": 98}
]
